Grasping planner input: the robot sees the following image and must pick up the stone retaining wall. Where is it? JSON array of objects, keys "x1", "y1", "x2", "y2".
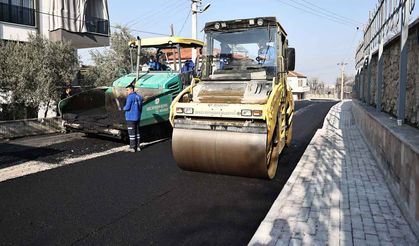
[
  {"x1": 352, "y1": 101, "x2": 419, "y2": 237},
  {"x1": 357, "y1": 19, "x2": 419, "y2": 127}
]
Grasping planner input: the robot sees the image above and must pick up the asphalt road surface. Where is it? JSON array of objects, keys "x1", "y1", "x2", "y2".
[{"x1": 0, "y1": 100, "x2": 337, "y2": 245}]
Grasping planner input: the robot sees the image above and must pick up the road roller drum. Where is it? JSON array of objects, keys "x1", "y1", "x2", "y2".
[{"x1": 173, "y1": 128, "x2": 270, "y2": 178}]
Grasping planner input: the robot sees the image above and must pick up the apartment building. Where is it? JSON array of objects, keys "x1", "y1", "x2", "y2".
[
  {"x1": 0, "y1": 0, "x2": 110, "y2": 119},
  {"x1": 0, "y1": 0, "x2": 109, "y2": 48}
]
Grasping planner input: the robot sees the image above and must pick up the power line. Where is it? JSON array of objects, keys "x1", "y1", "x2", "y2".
[
  {"x1": 298, "y1": 0, "x2": 363, "y2": 25},
  {"x1": 127, "y1": 5, "x2": 188, "y2": 32},
  {"x1": 119, "y1": 29, "x2": 166, "y2": 36},
  {"x1": 178, "y1": 10, "x2": 191, "y2": 36},
  {"x1": 127, "y1": 1, "x2": 189, "y2": 28},
  {"x1": 112, "y1": 26, "x2": 169, "y2": 36},
  {"x1": 275, "y1": 0, "x2": 358, "y2": 27},
  {"x1": 283, "y1": 0, "x2": 357, "y2": 26},
  {"x1": 275, "y1": 0, "x2": 361, "y2": 76},
  {"x1": 342, "y1": 27, "x2": 360, "y2": 63},
  {"x1": 31, "y1": 8, "x2": 99, "y2": 24},
  {"x1": 124, "y1": 1, "x2": 180, "y2": 27},
  {"x1": 20, "y1": 8, "x2": 168, "y2": 36},
  {"x1": 277, "y1": 0, "x2": 349, "y2": 25}
]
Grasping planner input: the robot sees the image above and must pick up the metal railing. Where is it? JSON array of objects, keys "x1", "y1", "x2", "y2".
[
  {"x1": 355, "y1": 42, "x2": 364, "y2": 69},
  {"x1": 85, "y1": 16, "x2": 109, "y2": 35},
  {"x1": 356, "y1": 0, "x2": 415, "y2": 69},
  {"x1": 0, "y1": 2, "x2": 35, "y2": 26},
  {"x1": 354, "y1": 0, "x2": 416, "y2": 125}
]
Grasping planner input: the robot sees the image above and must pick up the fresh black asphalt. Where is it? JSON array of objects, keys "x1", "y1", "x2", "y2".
[
  {"x1": 0, "y1": 100, "x2": 337, "y2": 245},
  {"x1": 0, "y1": 134, "x2": 125, "y2": 169}
]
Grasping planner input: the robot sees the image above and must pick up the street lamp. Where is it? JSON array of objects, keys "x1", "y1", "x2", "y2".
[{"x1": 201, "y1": 3, "x2": 211, "y2": 13}]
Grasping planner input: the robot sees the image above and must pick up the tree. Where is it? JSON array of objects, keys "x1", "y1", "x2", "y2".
[
  {"x1": 86, "y1": 25, "x2": 134, "y2": 87},
  {"x1": 335, "y1": 74, "x2": 355, "y2": 87},
  {"x1": 0, "y1": 40, "x2": 23, "y2": 91},
  {"x1": 84, "y1": 25, "x2": 153, "y2": 87},
  {"x1": 0, "y1": 34, "x2": 78, "y2": 117},
  {"x1": 307, "y1": 77, "x2": 326, "y2": 94}
]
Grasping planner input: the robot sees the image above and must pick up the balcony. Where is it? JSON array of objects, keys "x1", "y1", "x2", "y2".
[
  {"x1": 0, "y1": 2, "x2": 35, "y2": 26},
  {"x1": 49, "y1": 14, "x2": 110, "y2": 48},
  {"x1": 85, "y1": 16, "x2": 109, "y2": 35}
]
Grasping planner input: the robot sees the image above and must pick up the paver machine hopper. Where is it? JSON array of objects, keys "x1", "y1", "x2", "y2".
[
  {"x1": 170, "y1": 17, "x2": 295, "y2": 179},
  {"x1": 59, "y1": 37, "x2": 203, "y2": 139}
]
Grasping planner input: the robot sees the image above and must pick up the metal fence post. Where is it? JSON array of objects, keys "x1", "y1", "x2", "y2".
[
  {"x1": 362, "y1": 68, "x2": 366, "y2": 102},
  {"x1": 356, "y1": 71, "x2": 360, "y2": 99},
  {"x1": 376, "y1": 33, "x2": 384, "y2": 111},
  {"x1": 397, "y1": 0, "x2": 410, "y2": 125},
  {"x1": 359, "y1": 71, "x2": 362, "y2": 100},
  {"x1": 359, "y1": 70, "x2": 362, "y2": 101},
  {"x1": 367, "y1": 54, "x2": 372, "y2": 105}
]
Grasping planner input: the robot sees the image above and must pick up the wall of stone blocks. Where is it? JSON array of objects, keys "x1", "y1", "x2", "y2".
[
  {"x1": 355, "y1": 19, "x2": 418, "y2": 127},
  {"x1": 381, "y1": 39, "x2": 401, "y2": 117},
  {"x1": 406, "y1": 25, "x2": 419, "y2": 127},
  {"x1": 369, "y1": 56, "x2": 378, "y2": 106},
  {"x1": 361, "y1": 70, "x2": 367, "y2": 101},
  {"x1": 352, "y1": 101, "x2": 419, "y2": 237}
]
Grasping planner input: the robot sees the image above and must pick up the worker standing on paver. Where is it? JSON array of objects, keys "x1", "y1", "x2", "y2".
[{"x1": 123, "y1": 84, "x2": 143, "y2": 152}]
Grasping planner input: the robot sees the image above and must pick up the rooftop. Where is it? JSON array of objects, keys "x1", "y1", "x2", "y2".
[{"x1": 288, "y1": 71, "x2": 307, "y2": 78}]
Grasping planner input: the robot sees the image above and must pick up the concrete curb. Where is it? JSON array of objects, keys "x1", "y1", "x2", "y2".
[{"x1": 248, "y1": 101, "x2": 342, "y2": 245}]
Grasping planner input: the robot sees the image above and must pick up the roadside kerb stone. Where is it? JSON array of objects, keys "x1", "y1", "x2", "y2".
[{"x1": 249, "y1": 101, "x2": 418, "y2": 246}]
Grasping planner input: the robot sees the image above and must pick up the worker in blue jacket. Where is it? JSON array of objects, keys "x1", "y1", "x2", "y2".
[
  {"x1": 257, "y1": 40, "x2": 275, "y2": 66},
  {"x1": 123, "y1": 84, "x2": 143, "y2": 152}
]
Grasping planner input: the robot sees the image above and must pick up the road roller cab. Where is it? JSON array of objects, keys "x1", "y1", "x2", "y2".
[{"x1": 170, "y1": 17, "x2": 295, "y2": 179}]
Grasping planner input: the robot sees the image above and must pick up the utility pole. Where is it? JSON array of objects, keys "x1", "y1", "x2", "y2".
[
  {"x1": 191, "y1": 0, "x2": 199, "y2": 62},
  {"x1": 191, "y1": 0, "x2": 210, "y2": 61},
  {"x1": 337, "y1": 62, "x2": 347, "y2": 100},
  {"x1": 170, "y1": 24, "x2": 174, "y2": 37}
]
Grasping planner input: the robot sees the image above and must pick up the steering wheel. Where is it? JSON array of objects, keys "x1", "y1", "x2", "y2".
[{"x1": 256, "y1": 56, "x2": 265, "y2": 65}]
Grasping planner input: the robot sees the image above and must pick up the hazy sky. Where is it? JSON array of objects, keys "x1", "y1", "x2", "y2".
[{"x1": 79, "y1": 0, "x2": 418, "y2": 84}]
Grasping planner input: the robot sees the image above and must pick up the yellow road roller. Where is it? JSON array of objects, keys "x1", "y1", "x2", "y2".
[{"x1": 170, "y1": 17, "x2": 295, "y2": 179}]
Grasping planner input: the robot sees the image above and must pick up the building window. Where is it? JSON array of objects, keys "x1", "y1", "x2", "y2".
[
  {"x1": 298, "y1": 79, "x2": 303, "y2": 87},
  {"x1": 84, "y1": 0, "x2": 109, "y2": 35},
  {"x1": 0, "y1": 0, "x2": 35, "y2": 26}
]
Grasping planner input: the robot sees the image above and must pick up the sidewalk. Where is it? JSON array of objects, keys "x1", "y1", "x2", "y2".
[{"x1": 249, "y1": 101, "x2": 418, "y2": 246}]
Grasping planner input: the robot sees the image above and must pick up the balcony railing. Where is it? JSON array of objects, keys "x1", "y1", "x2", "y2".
[
  {"x1": 0, "y1": 2, "x2": 35, "y2": 26},
  {"x1": 85, "y1": 16, "x2": 109, "y2": 35}
]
